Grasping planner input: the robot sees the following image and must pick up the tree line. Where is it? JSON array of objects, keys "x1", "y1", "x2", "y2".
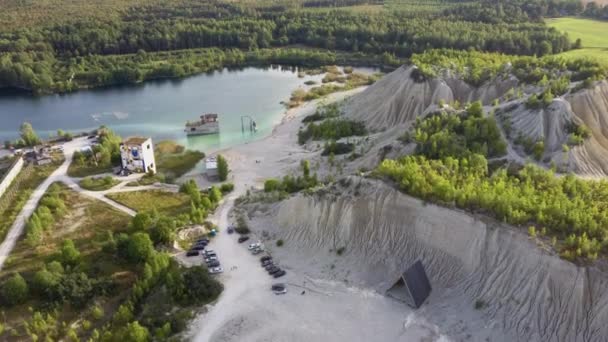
[{"x1": 0, "y1": 0, "x2": 574, "y2": 94}]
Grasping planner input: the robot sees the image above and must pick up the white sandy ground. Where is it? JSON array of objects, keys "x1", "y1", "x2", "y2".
[{"x1": 180, "y1": 89, "x2": 456, "y2": 342}]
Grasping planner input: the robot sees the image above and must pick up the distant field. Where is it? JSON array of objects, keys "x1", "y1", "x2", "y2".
[
  {"x1": 547, "y1": 17, "x2": 608, "y2": 65},
  {"x1": 384, "y1": 0, "x2": 473, "y2": 13}
]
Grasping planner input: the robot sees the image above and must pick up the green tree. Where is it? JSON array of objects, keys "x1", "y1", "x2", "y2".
[
  {"x1": 1, "y1": 273, "x2": 29, "y2": 305},
  {"x1": 119, "y1": 321, "x2": 149, "y2": 342},
  {"x1": 19, "y1": 122, "x2": 40, "y2": 146},
  {"x1": 60, "y1": 239, "x2": 81, "y2": 266},
  {"x1": 217, "y1": 154, "x2": 228, "y2": 182},
  {"x1": 125, "y1": 233, "x2": 154, "y2": 263},
  {"x1": 32, "y1": 268, "x2": 61, "y2": 298}
]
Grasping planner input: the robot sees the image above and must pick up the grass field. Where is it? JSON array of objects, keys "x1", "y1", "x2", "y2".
[
  {"x1": 155, "y1": 141, "x2": 205, "y2": 180},
  {"x1": 106, "y1": 190, "x2": 191, "y2": 216},
  {"x1": 79, "y1": 175, "x2": 121, "y2": 191},
  {"x1": 547, "y1": 17, "x2": 608, "y2": 66}
]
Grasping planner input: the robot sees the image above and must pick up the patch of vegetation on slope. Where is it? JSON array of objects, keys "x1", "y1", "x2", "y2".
[
  {"x1": 410, "y1": 49, "x2": 607, "y2": 86},
  {"x1": 378, "y1": 101, "x2": 607, "y2": 261},
  {"x1": 298, "y1": 118, "x2": 367, "y2": 144},
  {"x1": 377, "y1": 154, "x2": 608, "y2": 261},
  {"x1": 405, "y1": 101, "x2": 507, "y2": 159}
]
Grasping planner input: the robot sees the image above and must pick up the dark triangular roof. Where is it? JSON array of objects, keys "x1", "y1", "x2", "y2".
[{"x1": 402, "y1": 260, "x2": 432, "y2": 308}]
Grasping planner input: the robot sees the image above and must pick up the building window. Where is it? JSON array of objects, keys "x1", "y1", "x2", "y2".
[{"x1": 147, "y1": 144, "x2": 150, "y2": 150}]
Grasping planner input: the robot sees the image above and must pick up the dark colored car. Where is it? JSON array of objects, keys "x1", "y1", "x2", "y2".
[
  {"x1": 227, "y1": 227, "x2": 234, "y2": 234},
  {"x1": 197, "y1": 238, "x2": 210, "y2": 243},
  {"x1": 267, "y1": 266, "x2": 279, "y2": 274},
  {"x1": 186, "y1": 250, "x2": 199, "y2": 257},
  {"x1": 269, "y1": 268, "x2": 282, "y2": 275},
  {"x1": 262, "y1": 260, "x2": 273, "y2": 267},
  {"x1": 265, "y1": 264, "x2": 276, "y2": 271},
  {"x1": 238, "y1": 236, "x2": 250, "y2": 243},
  {"x1": 271, "y1": 283, "x2": 286, "y2": 291},
  {"x1": 273, "y1": 270, "x2": 286, "y2": 278},
  {"x1": 207, "y1": 260, "x2": 220, "y2": 267},
  {"x1": 260, "y1": 256, "x2": 272, "y2": 262},
  {"x1": 191, "y1": 245, "x2": 206, "y2": 251}
]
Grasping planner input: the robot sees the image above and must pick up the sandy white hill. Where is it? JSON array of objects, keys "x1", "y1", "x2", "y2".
[{"x1": 240, "y1": 177, "x2": 608, "y2": 342}]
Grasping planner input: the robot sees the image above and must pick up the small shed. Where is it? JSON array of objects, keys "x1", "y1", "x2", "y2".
[
  {"x1": 386, "y1": 260, "x2": 432, "y2": 309},
  {"x1": 205, "y1": 157, "x2": 218, "y2": 179}
]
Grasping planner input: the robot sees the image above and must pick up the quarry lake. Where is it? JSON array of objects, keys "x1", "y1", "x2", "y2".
[{"x1": 0, "y1": 66, "x2": 376, "y2": 151}]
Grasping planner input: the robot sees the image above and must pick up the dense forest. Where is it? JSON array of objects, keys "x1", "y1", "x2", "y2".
[{"x1": 0, "y1": 0, "x2": 588, "y2": 94}]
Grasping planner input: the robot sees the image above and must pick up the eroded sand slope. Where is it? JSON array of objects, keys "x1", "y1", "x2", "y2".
[
  {"x1": 247, "y1": 177, "x2": 608, "y2": 341},
  {"x1": 344, "y1": 66, "x2": 608, "y2": 176},
  {"x1": 343, "y1": 66, "x2": 516, "y2": 131}
]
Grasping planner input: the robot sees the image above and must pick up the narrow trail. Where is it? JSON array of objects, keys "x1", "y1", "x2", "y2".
[{"x1": 0, "y1": 139, "x2": 81, "y2": 270}]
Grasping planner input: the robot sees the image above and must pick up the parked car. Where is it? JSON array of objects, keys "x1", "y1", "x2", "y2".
[
  {"x1": 260, "y1": 256, "x2": 272, "y2": 262},
  {"x1": 269, "y1": 268, "x2": 282, "y2": 275},
  {"x1": 248, "y1": 242, "x2": 261, "y2": 250},
  {"x1": 262, "y1": 260, "x2": 273, "y2": 267},
  {"x1": 227, "y1": 227, "x2": 234, "y2": 234},
  {"x1": 238, "y1": 236, "x2": 250, "y2": 243},
  {"x1": 203, "y1": 249, "x2": 215, "y2": 256},
  {"x1": 273, "y1": 270, "x2": 286, "y2": 278},
  {"x1": 267, "y1": 266, "x2": 280, "y2": 274},
  {"x1": 191, "y1": 245, "x2": 206, "y2": 251},
  {"x1": 209, "y1": 267, "x2": 224, "y2": 274},
  {"x1": 207, "y1": 260, "x2": 220, "y2": 268},
  {"x1": 197, "y1": 238, "x2": 210, "y2": 243},
  {"x1": 265, "y1": 264, "x2": 276, "y2": 271},
  {"x1": 205, "y1": 256, "x2": 218, "y2": 262},
  {"x1": 186, "y1": 250, "x2": 199, "y2": 257},
  {"x1": 271, "y1": 283, "x2": 287, "y2": 295},
  {"x1": 251, "y1": 248, "x2": 263, "y2": 255}
]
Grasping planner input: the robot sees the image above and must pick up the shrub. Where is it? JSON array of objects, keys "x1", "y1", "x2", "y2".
[
  {"x1": 322, "y1": 142, "x2": 354, "y2": 156},
  {"x1": 264, "y1": 179, "x2": 282, "y2": 192},
  {"x1": 235, "y1": 215, "x2": 250, "y2": 234},
  {"x1": 119, "y1": 232, "x2": 154, "y2": 264},
  {"x1": 298, "y1": 119, "x2": 366, "y2": 145},
  {"x1": 336, "y1": 247, "x2": 346, "y2": 255},
  {"x1": 91, "y1": 305, "x2": 105, "y2": 320},
  {"x1": 60, "y1": 239, "x2": 81, "y2": 266},
  {"x1": 474, "y1": 299, "x2": 486, "y2": 309},
  {"x1": 32, "y1": 268, "x2": 61, "y2": 298},
  {"x1": 276, "y1": 239, "x2": 284, "y2": 247},
  {"x1": 217, "y1": 154, "x2": 228, "y2": 182},
  {"x1": 1, "y1": 273, "x2": 29, "y2": 305},
  {"x1": 220, "y1": 183, "x2": 234, "y2": 193},
  {"x1": 532, "y1": 141, "x2": 544, "y2": 161}
]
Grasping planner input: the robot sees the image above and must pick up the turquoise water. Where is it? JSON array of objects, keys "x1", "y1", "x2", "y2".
[{"x1": 0, "y1": 66, "x2": 375, "y2": 152}]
